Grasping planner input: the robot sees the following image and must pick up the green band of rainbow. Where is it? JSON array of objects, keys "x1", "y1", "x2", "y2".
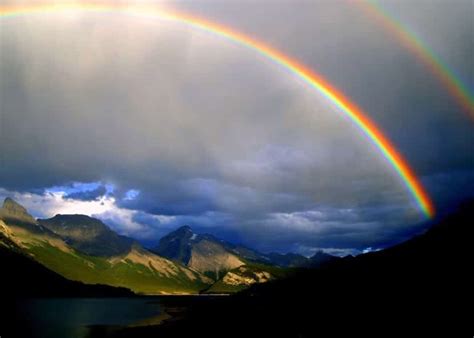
[
  {"x1": 0, "y1": 3, "x2": 435, "y2": 218},
  {"x1": 358, "y1": 0, "x2": 474, "y2": 119}
]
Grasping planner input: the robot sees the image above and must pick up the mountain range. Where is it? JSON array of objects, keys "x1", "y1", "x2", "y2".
[
  {"x1": 154, "y1": 225, "x2": 338, "y2": 272},
  {"x1": 0, "y1": 197, "x2": 336, "y2": 295}
]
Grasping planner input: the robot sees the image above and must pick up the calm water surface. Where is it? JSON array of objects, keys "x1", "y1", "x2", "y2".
[{"x1": 17, "y1": 297, "x2": 163, "y2": 338}]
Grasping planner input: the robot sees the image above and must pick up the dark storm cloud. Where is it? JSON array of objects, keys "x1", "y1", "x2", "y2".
[
  {"x1": 0, "y1": 0, "x2": 472, "y2": 253},
  {"x1": 129, "y1": 209, "x2": 239, "y2": 247},
  {"x1": 64, "y1": 185, "x2": 108, "y2": 201}
]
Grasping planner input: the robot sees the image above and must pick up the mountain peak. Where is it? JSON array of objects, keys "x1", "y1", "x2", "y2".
[
  {"x1": 0, "y1": 197, "x2": 36, "y2": 224},
  {"x1": 3, "y1": 197, "x2": 26, "y2": 211},
  {"x1": 176, "y1": 225, "x2": 193, "y2": 233},
  {"x1": 152, "y1": 225, "x2": 197, "y2": 265},
  {"x1": 49, "y1": 214, "x2": 102, "y2": 223},
  {"x1": 38, "y1": 214, "x2": 133, "y2": 256},
  {"x1": 310, "y1": 250, "x2": 333, "y2": 259},
  {"x1": 309, "y1": 250, "x2": 338, "y2": 268}
]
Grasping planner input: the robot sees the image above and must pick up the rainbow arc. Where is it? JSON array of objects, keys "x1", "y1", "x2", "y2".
[{"x1": 0, "y1": 3, "x2": 435, "y2": 218}]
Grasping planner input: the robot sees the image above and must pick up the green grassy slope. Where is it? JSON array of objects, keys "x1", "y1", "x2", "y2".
[{"x1": 26, "y1": 241, "x2": 209, "y2": 294}]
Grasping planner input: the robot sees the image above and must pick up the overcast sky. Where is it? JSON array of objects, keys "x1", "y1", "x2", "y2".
[{"x1": 1, "y1": 0, "x2": 472, "y2": 256}]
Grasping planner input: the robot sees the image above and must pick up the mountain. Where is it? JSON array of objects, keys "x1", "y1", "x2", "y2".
[
  {"x1": 266, "y1": 251, "x2": 338, "y2": 268},
  {"x1": 38, "y1": 214, "x2": 134, "y2": 256},
  {"x1": 0, "y1": 198, "x2": 212, "y2": 294},
  {"x1": 153, "y1": 226, "x2": 273, "y2": 267},
  {"x1": 259, "y1": 250, "x2": 338, "y2": 268},
  {"x1": 152, "y1": 225, "x2": 336, "y2": 292},
  {"x1": 307, "y1": 250, "x2": 339, "y2": 267},
  {"x1": 153, "y1": 226, "x2": 289, "y2": 289},
  {"x1": 154, "y1": 226, "x2": 246, "y2": 274}
]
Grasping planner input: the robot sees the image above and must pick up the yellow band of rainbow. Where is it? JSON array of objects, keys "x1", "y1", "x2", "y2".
[{"x1": 0, "y1": 3, "x2": 435, "y2": 218}]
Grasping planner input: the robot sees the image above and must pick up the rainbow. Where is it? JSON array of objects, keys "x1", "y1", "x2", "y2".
[
  {"x1": 358, "y1": 0, "x2": 474, "y2": 119},
  {"x1": 0, "y1": 3, "x2": 435, "y2": 218}
]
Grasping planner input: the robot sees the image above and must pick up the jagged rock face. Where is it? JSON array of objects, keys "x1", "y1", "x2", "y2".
[
  {"x1": 38, "y1": 214, "x2": 134, "y2": 257},
  {"x1": 188, "y1": 240, "x2": 244, "y2": 274},
  {"x1": 0, "y1": 198, "x2": 37, "y2": 224},
  {"x1": 222, "y1": 267, "x2": 272, "y2": 286},
  {"x1": 108, "y1": 245, "x2": 213, "y2": 285},
  {"x1": 154, "y1": 226, "x2": 245, "y2": 275},
  {"x1": 154, "y1": 226, "x2": 195, "y2": 264}
]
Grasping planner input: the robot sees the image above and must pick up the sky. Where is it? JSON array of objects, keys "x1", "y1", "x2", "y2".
[{"x1": 0, "y1": 0, "x2": 473, "y2": 256}]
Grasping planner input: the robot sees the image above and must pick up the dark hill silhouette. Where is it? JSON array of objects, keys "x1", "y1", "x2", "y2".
[{"x1": 108, "y1": 200, "x2": 471, "y2": 337}]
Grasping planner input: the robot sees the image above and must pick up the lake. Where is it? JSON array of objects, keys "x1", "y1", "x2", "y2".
[{"x1": 15, "y1": 297, "x2": 165, "y2": 338}]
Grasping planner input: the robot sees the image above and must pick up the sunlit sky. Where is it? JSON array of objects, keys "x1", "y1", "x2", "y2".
[{"x1": 1, "y1": 0, "x2": 472, "y2": 256}]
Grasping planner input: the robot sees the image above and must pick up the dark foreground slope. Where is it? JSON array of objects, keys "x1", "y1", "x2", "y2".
[{"x1": 110, "y1": 201, "x2": 472, "y2": 337}]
